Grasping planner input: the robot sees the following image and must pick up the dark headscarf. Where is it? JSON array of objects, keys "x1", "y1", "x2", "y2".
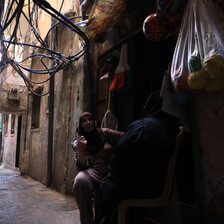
[
  {"x1": 78, "y1": 112, "x2": 94, "y2": 135},
  {"x1": 78, "y1": 112, "x2": 104, "y2": 155}
]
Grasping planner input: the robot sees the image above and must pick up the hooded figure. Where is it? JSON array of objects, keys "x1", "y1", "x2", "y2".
[{"x1": 95, "y1": 91, "x2": 180, "y2": 224}]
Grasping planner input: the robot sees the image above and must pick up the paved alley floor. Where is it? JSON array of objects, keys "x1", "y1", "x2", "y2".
[{"x1": 0, "y1": 165, "x2": 80, "y2": 224}]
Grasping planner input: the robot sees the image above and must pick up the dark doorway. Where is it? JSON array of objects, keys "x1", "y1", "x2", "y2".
[
  {"x1": 15, "y1": 115, "x2": 22, "y2": 168},
  {"x1": 131, "y1": 32, "x2": 177, "y2": 119},
  {"x1": 113, "y1": 32, "x2": 177, "y2": 130}
]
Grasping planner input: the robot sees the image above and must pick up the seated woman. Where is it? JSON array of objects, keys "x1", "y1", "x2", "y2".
[
  {"x1": 72, "y1": 112, "x2": 124, "y2": 224},
  {"x1": 94, "y1": 91, "x2": 181, "y2": 224}
]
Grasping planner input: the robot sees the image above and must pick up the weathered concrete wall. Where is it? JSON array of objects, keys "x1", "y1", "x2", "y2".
[
  {"x1": 0, "y1": 19, "x2": 28, "y2": 114},
  {"x1": 193, "y1": 91, "x2": 224, "y2": 223},
  {"x1": 51, "y1": 15, "x2": 89, "y2": 194},
  {"x1": 52, "y1": 62, "x2": 85, "y2": 194},
  {"x1": 28, "y1": 129, "x2": 47, "y2": 183},
  {"x1": 0, "y1": 71, "x2": 27, "y2": 113},
  {"x1": 16, "y1": 0, "x2": 88, "y2": 193}
]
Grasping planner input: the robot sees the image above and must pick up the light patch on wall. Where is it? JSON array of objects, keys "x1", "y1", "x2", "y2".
[
  {"x1": 4, "y1": 114, "x2": 9, "y2": 136},
  {"x1": 11, "y1": 115, "x2": 15, "y2": 135},
  {"x1": 5, "y1": 66, "x2": 27, "y2": 86}
]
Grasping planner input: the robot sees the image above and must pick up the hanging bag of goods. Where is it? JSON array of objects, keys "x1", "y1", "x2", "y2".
[
  {"x1": 143, "y1": 0, "x2": 187, "y2": 41},
  {"x1": 170, "y1": 0, "x2": 224, "y2": 96},
  {"x1": 79, "y1": 0, "x2": 127, "y2": 41}
]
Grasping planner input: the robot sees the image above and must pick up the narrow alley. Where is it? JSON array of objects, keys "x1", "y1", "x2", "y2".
[{"x1": 0, "y1": 165, "x2": 80, "y2": 224}]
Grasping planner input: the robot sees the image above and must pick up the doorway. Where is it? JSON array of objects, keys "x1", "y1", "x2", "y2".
[{"x1": 15, "y1": 115, "x2": 22, "y2": 168}]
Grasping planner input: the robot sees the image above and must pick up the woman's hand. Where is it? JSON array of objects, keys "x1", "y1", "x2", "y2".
[
  {"x1": 77, "y1": 136, "x2": 87, "y2": 150},
  {"x1": 76, "y1": 136, "x2": 88, "y2": 168}
]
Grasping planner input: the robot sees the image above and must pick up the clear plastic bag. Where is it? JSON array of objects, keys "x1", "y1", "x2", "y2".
[
  {"x1": 101, "y1": 110, "x2": 119, "y2": 130},
  {"x1": 171, "y1": 0, "x2": 224, "y2": 94}
]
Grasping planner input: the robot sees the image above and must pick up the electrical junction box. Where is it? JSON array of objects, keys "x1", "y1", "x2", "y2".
[{"x1": 8, "y1": 89, "x2": 21, "y2": 100}]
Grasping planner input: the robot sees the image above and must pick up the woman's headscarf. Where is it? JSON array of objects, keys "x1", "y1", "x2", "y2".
[
  {"x1": 78, "y1": 112, "x2": 94, "y2": 135},
  {"x1": 78, "y1": 112, "x2": 104, "y2": 155}
]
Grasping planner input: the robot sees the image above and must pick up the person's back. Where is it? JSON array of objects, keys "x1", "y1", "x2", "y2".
[
  {"x1": 94, "y1": 91, "x2": 180, "y2": 224},
  {"x1": 109, "y1": 116, "x2": 179, "y2": 198}
]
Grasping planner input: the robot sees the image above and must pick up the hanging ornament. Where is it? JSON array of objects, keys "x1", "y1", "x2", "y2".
[{"x1": 143, "y1": 13, "x2": 170, "y2": 41}]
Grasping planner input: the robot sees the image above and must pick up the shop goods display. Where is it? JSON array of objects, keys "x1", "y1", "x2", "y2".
[{"x1": 170, "y1": 0, "x2": 224, "y2": 98}]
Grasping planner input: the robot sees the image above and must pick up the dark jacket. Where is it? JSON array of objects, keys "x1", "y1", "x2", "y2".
[{"x1": 109, "y1": 116, "x2": 180, "y2": 198}]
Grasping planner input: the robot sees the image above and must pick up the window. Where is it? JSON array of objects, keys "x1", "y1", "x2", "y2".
[{"x1": 31, "y1": 88, "x2": 42, "y2": 129}]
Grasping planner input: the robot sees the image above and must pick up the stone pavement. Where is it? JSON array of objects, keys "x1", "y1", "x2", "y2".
[{"x1": 0, "y1": 165, "x2": 80, "y2": 224}]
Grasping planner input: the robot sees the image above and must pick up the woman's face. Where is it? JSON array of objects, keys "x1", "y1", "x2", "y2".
[{"x1": 81, "y1": 115, "x2": 94, "y2": 133}]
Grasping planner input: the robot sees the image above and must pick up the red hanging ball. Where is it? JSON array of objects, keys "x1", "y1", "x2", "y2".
[{"x1": 143, "y1": 13, "x2": 170, "y2": 41}]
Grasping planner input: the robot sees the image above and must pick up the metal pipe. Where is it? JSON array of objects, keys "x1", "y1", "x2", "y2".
[
  {"x1": 47, "y1": 70, "x2": 54, "y2": 187},
  {"x1": 47, "y1": 18, "x2": 56, "y2": 188}
]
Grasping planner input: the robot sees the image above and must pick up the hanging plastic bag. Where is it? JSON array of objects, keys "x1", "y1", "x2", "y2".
[
  {"x1": 79, "y1": 0, "x2": 127, "y2": 41},
  {"x1": 170, "y1": 0, "x2": 224, "y2": 95},
  {"x1": 101, "y1": 106, "x2": 119, "y2": 130},
  {"x1": 160, "y1": 63, "x2": 180, "y2": 117}
]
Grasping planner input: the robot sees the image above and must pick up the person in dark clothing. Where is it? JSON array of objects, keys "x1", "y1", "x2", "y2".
[{"x1": 94, "y1": 91, "x2": 180, "y2": 224}]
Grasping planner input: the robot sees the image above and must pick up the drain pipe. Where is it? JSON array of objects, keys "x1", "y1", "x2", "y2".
[
  {"x1": 47, "y1": 19, "x2": 55, "y2": 188},
  {"x1": 47, "y1": 71, "x2": 54, "y2": 187}
]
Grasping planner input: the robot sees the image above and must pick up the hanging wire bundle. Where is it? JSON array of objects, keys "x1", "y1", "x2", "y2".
[{"x1": 0, "y1": 0, "x2": 89, "y2": 96}]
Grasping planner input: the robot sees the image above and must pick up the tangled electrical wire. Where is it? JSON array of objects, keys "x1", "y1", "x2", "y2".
[{"x1": 0, "y1": 0, "x2": 89, "y2": 96}]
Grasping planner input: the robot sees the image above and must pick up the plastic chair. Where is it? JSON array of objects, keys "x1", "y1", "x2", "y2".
[{"x1": 117, "y1": 129, "x2": 184, "y2": 224}]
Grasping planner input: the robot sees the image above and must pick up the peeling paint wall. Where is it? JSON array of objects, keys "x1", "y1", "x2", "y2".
[{"x1": 52, "y1": 20, "x2": 89, "y2": 194}]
